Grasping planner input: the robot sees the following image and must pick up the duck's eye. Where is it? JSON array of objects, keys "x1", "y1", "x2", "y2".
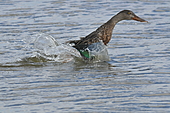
[{"x1": 128, "y1": 12, "x2": 132, "y2": 15}]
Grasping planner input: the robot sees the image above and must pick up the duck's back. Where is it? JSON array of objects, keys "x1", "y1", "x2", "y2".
[{"x1": 72, "y1": 23, "x2": 114, "y2": 50}]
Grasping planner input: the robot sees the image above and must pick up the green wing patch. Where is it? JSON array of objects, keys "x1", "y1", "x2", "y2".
[{"x1": 78, "y1": 49, "x2": 90, "y2": 58}]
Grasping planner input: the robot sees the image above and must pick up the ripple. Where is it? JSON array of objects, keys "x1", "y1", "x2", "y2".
[{"x1": 4, "y1": 101, "x2": 52, "y2": 107}]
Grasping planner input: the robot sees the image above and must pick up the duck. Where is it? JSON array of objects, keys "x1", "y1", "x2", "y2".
[{"x1": 68, "y1": 10, "x2": 148, "y2": 59}]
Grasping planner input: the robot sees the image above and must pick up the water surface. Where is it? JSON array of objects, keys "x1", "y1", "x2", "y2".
[{"x1": 1, "y1": 0, "x2": 170, "y2": 112}]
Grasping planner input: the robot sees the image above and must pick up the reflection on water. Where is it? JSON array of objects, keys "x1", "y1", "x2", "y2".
[{"x1": 1, "y1": 0, "x2": 170, "y2": 112}]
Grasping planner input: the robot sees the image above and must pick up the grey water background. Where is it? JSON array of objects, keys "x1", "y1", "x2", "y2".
[{"x1": 1, "y1": 0, "x2": 170, "y2": 112}]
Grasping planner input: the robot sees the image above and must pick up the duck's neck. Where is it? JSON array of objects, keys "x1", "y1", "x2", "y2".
[
  {"x1": 97, "y1": 13, "x2": 124, "y2": 45},
  {"x1": 106, "y1": 13, "x2": 124, "y2": 27}
]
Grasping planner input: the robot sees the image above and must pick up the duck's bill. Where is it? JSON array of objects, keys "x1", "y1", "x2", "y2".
[{"x1": 132, "y1": 15, "x2": 148, "y2": 22}]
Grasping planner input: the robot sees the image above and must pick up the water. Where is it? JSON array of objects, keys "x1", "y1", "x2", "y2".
[
  {"x1": 23, "y1": 33, "x2": 82, "y2": 63},
  {"x1": 1, "y1": 0, "x2": 170, "y2": 112}
]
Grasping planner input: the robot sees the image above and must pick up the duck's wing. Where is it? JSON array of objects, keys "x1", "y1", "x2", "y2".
[{"x1": 68, "y1": 31, "x2": 101, "y2": 50}]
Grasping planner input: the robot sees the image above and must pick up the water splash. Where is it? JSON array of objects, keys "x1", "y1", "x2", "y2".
[
  {"x1": 24, "y1": 33, "x2": 81, "y2": 63},
  {"x1": 88, "y1": 41, "x2": 110, "y2": 61},
  {"x1": 78, "y1": 41, "x2": 110, "y2": 62},
  {"x1": 23, "y1": 33, "x2": 110, "y2": 63}
]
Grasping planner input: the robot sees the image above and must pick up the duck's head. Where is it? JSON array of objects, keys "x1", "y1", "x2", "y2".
[{"x1": 118, "y1": 10, "x2": 148, "y2": 22}]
